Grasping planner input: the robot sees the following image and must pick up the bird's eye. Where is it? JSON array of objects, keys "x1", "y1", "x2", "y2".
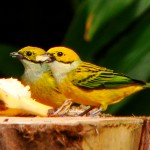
[
  {"x1": 26, "y1": 51, "x2": 32, "y2": 56},
  {"x1": 57, "y1": 52, "x2": 63, "y2": 57}
]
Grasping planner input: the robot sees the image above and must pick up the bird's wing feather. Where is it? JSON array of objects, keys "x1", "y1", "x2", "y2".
[{"x1": 71, "y1": 62, "x2": 140, "y2": 89}]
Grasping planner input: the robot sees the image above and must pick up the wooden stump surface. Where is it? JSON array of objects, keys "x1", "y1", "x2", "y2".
[{"x1": 0, "y1": 116, "x2": 149, "y2": 150}]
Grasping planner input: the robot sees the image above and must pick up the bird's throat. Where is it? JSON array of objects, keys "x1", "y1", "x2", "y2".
[{"x1": 48, "y1": 60, "x2": 81, "y2": 83}]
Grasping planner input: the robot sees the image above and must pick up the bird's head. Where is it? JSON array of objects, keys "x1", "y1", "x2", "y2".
[
  {"x1": 36, "y1": 46, "x2": 81, "y2": 64},
  {"x1": 10, "y1": 46, "x2": 46, "y2": 63},
  {"x1": 36, "y1": 46, "x2": 81, "y2": 82}
]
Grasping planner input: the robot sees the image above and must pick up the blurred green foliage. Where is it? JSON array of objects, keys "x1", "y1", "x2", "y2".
[
  {"x1": 0, "y1": 0, "x2": 150, "y2": 116},
  {"x1": 0, "y1": 44, "x2": 23, "y2": 78},
  {"x1": 63, "y1": 0, "x2": 150, "y2": 116}
]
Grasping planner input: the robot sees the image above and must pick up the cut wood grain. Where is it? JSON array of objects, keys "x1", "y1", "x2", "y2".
[{"x1": 0, "y1": 117, "x2": 145, "y2": 150}]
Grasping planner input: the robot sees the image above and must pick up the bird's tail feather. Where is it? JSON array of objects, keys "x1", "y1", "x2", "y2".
[{"x1": 144, "y1": 82, "x2": 150, "y2": 88}]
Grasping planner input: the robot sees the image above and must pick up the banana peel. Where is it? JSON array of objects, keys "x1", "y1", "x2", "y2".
[{"x1": 0, "y1": 78, "x2": 53, "y2": 117}]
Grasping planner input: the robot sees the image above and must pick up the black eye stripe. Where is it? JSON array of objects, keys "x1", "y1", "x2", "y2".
[{"x1": 57, "y1": 52, "x2": 63, "y2": 57}]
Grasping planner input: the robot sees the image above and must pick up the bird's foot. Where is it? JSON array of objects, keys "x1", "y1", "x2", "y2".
[
  {"x1": 89, "y1": 108, "x2": 102, "y2": 117},
  {"x1": 48, "y1": 99, "x2": 73, "y2": 117},
  {"x1": 78, "y1": 106, "x2": 95, "y2": 116}
]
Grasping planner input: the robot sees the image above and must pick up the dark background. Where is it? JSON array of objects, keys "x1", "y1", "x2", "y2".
[{"x1": 0, "y1": 1, "x2": 73, "y2": 50}]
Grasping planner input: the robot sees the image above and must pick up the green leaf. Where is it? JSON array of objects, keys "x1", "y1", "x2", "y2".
[
  {"x1": 99, "y1": 12, "x2": 150, "y2": 115},
  {"x1": 85, "y1": 0, "x2": 135, "y2": 40},
  {"x1": 98, "y1": 12, "x2": 150, "y2": 80},
  {"x1": 63, "y1": 0, "x2": 150, "y2": 62}
]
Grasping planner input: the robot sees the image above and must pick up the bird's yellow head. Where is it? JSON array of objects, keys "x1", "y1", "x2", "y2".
[
  {"x1": 10, "y1": 46, "x2": 46, "y2": 62},
  {"x1": 42, "y1": 46, "x2": 81, "y2": 63}
]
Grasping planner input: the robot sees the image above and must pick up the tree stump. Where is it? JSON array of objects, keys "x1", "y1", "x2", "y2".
[
  {"x1": 139, "y1": 117, "x2": 150, "y2": 150},
  {"x1": 0, "y1": 116, "x2": 149, "y2": 150}
]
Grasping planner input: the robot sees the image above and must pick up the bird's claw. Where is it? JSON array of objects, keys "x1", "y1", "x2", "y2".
[
  {"x1": 78, "y1": 106, "x2": 95, "y2": 116},
  {"x1": 48, "y1": 99, "x2": 73, "y2": 117},
  {"x1": 89, "y1": 108, "x2": 102, "y2": 117}
]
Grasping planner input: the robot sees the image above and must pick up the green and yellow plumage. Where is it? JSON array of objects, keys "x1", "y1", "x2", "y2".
[
  {"x1": 36, "y1": 46, "x2": 150, "y2": 111},
  {"x1": 10, "y1": 46, "x2": 67, "y2": 108}
]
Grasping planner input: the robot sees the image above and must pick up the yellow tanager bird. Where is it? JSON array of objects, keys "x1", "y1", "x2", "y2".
[
  {"x1": 36, "y1": 46, "x2": 150, "y2": 114},
  {"x1": 10, "y1": 46, "x2": 67, "y2": 108}
]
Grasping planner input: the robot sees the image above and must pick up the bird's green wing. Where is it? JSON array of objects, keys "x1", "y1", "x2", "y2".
[{"x1": 71, "y1": 62, "x2": 144, "y2": 89}]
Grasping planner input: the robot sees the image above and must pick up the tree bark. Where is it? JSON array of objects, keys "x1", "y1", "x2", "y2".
[
  {"x1": 0, "y1": 116, "x2": 148, "y2": 150},
  {"x1": 139, "y1": 117, "x2": 150, "y2": 150}
]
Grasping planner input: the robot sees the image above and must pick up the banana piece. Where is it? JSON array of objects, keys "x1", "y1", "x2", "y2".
[{"x1": 0, "y1": 78, "x2": 53, "y2": 116}]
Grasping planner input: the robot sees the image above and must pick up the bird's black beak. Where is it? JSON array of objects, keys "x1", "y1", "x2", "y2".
[
  {"x1": 10, "y1": 52, "x2": 23, "y2": 59},
  {"x1": 45, "y1": 53, "x2": 56, "y2": 63},
  {"x1": 36, "y1": 53, "x2": 56, "y2": 63}
]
